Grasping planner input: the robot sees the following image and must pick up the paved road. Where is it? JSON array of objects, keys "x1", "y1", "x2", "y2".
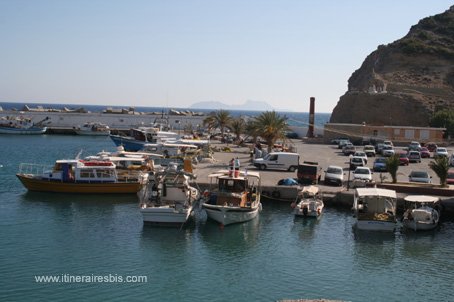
[{"x1": 194, "y1": 140, "x2": 452, "y2": 192}]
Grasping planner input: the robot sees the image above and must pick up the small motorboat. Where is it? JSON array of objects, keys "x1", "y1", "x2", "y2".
[
  {"x1": 402, "y1": 195, "x2": 440, "y2": 231},
  {"x1": 352, "y1": 188, "x2": 397, "y2": 232},
  {"x1": 292, "y1": 185, "x2": 324, "y2": 218}
]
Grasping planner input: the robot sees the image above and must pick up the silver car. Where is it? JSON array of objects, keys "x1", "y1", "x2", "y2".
[{"x1": 408, "y1": 171, "x2": 432, "y2": 183}]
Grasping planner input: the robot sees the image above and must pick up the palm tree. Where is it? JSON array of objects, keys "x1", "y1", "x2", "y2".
[
  {"x1": 202, "y1": 110, "x2": 232, "y2": 137},
  {"x1": 251, "y1": 111, "x2": 289, "y2": 152},
  {"x1": 229, "y1": 117, "x2": 246, "y2": 143},
  {"x1": 429, "y1": 156, "x2": 450, "y2": 187},
  {"x1": 386, "y1": 154, "x2": 400, "y2": 183}
]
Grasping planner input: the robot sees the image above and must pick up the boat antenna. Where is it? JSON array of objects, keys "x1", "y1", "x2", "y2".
[{"x1": 75, "y1": 149, "x2": 83, "y2": 160}]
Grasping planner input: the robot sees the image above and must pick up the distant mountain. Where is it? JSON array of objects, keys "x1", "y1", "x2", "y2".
[{"x1": 190, "y1": 100, "x2": 275, "y2": 111}]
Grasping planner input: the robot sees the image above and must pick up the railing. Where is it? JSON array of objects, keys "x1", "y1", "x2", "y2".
[{"x1": 18, "y1": 163, "x2": 53, "y2": 176}]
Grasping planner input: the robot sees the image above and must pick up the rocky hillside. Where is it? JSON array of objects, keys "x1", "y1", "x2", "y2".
[{"x1": 330, "y1": 6, "x2": 454, "y2": 126}]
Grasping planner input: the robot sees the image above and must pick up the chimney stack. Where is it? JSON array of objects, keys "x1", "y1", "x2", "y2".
[{"x1": 306, "y1": 97, "x2": 315, "y2": 138}]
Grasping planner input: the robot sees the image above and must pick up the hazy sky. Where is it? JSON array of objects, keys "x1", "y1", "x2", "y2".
[{"x1": 0, "y1": 1, "x2": 452, "y2": 113}]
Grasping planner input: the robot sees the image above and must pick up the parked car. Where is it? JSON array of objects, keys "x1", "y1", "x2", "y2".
[
  {"x1": 338, "y1": 139, "x2": 351, "y2": 149},
  {"x1": 363, "y1": 145, "x2": 376, "y2": 157},
  {"x1": 447, "y1": 168, "x2": 454, "y2": 185},
  {"x1": 434, "y1": 147, "x2": 449, "y2": 159},
  {"x1": 408, "y1": 141, "x2": 421, "y2": 151},
  {"x1": 383, "y1": 140, "x2": 393, "y2": 147},
  {"x1": 343, "y1": 144, "x2": 356, "y2": 156},
  {"x1": 373, "y1": 157, "x2": 388, "y2": 172},
  {"x1": 397, "y1": 152, "x2": 409, "y2": 165},
  {"x1": 349, "y1": 156, "x2": 366, "y2": 170},
  {"x1": 382, "y1": 145, "x2": 395, "y2": 157},
  {"x1": 324, "y1": 165, "x2": 344, "y2": 186},
  {"x1": 375, "y1": 143, "x2": 385, "y2": 154},
  {"x1": 419, "y1": 147, "x2": 431, "y2": 158},
  {"x1": 409, "y1": 170, "x2": 432, "y2": 183},
  {"x1": 450, "y1": 154, "x2": 454, "y2": 167},
  {"x1": 426, "y1": 142, "x2": 438, "y2": 152},
  {"x1": 353, "y1": 151, "x2": 368, "y2": 164},
  {"x1": 332, "y1": 137, "x2": 349, "y2": 145},
  {"x1": 352, "y1": 167, "x2": 373, "y2": 182},
  {"x1": 408, "y1": 151, "x2": 421, "y2": 163}
]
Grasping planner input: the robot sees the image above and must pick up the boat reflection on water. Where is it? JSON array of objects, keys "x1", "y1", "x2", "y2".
[
  {"x1": 21, "y1": 191, "x2": 139, "y2": 204},
  {"x1": 197, "y1": 216, "x2": 261, "y2": 253},
  {"x1": 352, "y1": 228, "x2": 397, "y2": 270},
  {"x1": 292, "y1": 215, "x2": 319, "y2": 240}
]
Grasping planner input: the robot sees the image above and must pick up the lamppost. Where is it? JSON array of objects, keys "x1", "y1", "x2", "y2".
[{"x1": 347, "y1": 155, "x2": 353, "y2": 190}]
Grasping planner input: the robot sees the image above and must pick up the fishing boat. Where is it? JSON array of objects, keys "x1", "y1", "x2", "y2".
[
  {"x1": 110, "y1": 127, "x2": 179, "y2": 151},
  {"x1": 0, "y1": 116, "x2": 49, "y2": 134},
  {"x1": 74, "y1": 122, "x2": 110, "y2": 136},
  {"x1": 402, "y1": 195, "x2": 440, "y2": 231},
  {"x1": 352, "y1": 188, "x2": 397, "y2": 232},
  {"x1": 139, "y1": 164, "x2": 200, "y2": 226},
  {"x1": 16, "y1": 158, "x2": 148, "y2": 194},
  {"x1": 202, "y1": 169, "x2": 262, "y2": 226},
  {"x1": 292, "y1": 185, "x2": 324, "y2": 218}
]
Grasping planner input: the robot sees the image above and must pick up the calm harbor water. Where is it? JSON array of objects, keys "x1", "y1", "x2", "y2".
[{"x1": 1, "y1": 135, "x2": 454, "y2": 302}]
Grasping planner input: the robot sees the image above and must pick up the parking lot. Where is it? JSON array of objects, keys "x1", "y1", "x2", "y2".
[
  {"x1": 286, "y1": 141, "x2": 452, "y2": 187},
  {"x1": 196, "y1": 140, "x2": 453, "y2": 191}
]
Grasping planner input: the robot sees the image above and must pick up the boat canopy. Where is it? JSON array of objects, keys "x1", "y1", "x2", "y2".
[
  {"x1": 404, "y1": 195, "x2": 439, "y2": 204},
  {"x1": 355, "y1": 188, "x2": 396, "y2": 199},
  {"x1": 300, "y1": 185, "x2": 319, "y2": 196},
  {"x1": 208, "y1": 169, "x2": 260, "y2": 179}
]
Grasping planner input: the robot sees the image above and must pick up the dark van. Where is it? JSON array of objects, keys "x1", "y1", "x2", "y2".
[{"x1": 297, "y1": 161, "x2": 322, "y2": 184}]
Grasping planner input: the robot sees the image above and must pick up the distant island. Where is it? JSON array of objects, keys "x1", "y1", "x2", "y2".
[{"x1": 190, "y1": 100, "x2": 275, "y2": 111}]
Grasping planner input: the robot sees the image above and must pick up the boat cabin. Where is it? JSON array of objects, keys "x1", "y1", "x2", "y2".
[
  {"x1": 43, "y1": 159, "x2": 118, "y2": 183},
  {"x1": 206, "y1": 170, "x2": 260, "y2": 207}
]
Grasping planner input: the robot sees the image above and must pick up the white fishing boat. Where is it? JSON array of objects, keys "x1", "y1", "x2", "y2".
[
  {"x1": 0, "y1": 116, "x2": 49, "y2": 134},
  {"x1": 402, "y1": 195, "x2": 440, "y2": 231},
  {"x1": 292, "y1": 185, "x2": 324, "y2": 218},
  {"x1": 139, "y1": 164, "x2": 199, "y2": 225},
  {"x1": 353, "y1": 188, "x2": 397, "y2": 232},
  {"x1": 74, "y1": 122, "x2": 110, "y2": 136},
  {"x1": 202, "y1": 169, "x2": 262, "y2": 226}
]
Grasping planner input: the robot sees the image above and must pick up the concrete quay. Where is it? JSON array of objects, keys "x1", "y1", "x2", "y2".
[{"x1": 195, "y1": 140, "x2": 454, "y2": 215}]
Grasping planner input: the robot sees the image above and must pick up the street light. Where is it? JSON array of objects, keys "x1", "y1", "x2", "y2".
[{"x1": 347, "y1": 154, "x2": 353, "y2": 190}]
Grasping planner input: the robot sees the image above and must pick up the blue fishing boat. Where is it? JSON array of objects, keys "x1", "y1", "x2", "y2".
[
  {"x1": 110, "y1": 127, "x2": 179, "y2": 151},
  {"x1": 0, "y1": 116, "x2": 49, "y2": 134}
]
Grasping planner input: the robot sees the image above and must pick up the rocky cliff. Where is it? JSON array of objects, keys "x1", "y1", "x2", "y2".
[{"x1": 330, "y1": 6, "x2": 454, "y2": 126}]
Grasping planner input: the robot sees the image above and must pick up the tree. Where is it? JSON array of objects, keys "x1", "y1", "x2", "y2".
[
  {"x1": 429, "y1": 156, "x2": 450, "y2": 187},
  {"x1": 202, "y1": 110, "x2": 232, "y2": 137},
  {"x1": 430, "y1": 109, "x2": 454, "y2": 139},
  {"x1": 229, "y1": 117, "x2": 246, "y2": 143},
  {"x1": 386, "y1": 154, "x2": 400, "y2": 183},
  {"x1": 250, "y1": 111, "x2": 289, "y2": 152}
]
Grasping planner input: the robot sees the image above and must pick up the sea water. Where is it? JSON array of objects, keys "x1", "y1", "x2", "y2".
[{"x1": 1, "y1": 135, "x2": 454, "y2": 302}]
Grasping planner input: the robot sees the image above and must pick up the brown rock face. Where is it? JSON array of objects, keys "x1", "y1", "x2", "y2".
[{"x1": 330, "y1": 6, "x2": 454, "y2": 126}]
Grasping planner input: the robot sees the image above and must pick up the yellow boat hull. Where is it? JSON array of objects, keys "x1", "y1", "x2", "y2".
[{"x1": 16, "y1": 174, "x2": 144, "y2": 194}]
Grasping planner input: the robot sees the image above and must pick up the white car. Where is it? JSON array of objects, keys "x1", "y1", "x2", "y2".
[
  {"x1": 353, "y1": 151, "x2": 368, "y2": 164},
  {"x1": 324, "y1": 165, "x2": 344, "y2": 186},
  {"x1": 382, "y1": 145, "x2": 395, "y2": 157},
  {"x1": 409, "y1": 171, "x2": 432, "y2": 183},
  {"x1": 408, "y1": 141, "x2": 421, "y2": 151},
  {"x1": 352, "y1": 167, "x2": 373, "y2": 182},
  {"x1": 434, "y1": 147, "x2": 449, "y2": 159},
  {"x1": 363, "y1": 145, "x2": 376, "y2": 157}
]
